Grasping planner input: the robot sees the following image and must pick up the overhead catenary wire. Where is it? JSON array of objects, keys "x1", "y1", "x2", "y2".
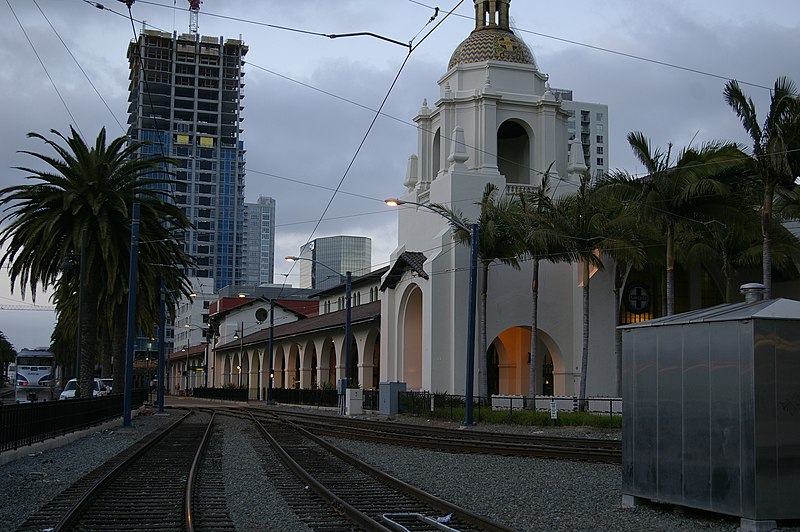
[
  {"x1": 406, "y1": 0, "x2": 774, "y2": 92},
  {"x1": 133, "y1": 0, "x2": 777, "y2": 92},
  {"x1": 81, "y1": 0, "x2": 789, "y2": 200},
  {"x1": 75, "y1": 1, "x2": 795, "y2": 272},
  {"x1": 7, "y1": 0, "x2": 84, "y2": 137},
  {"x1": 33, "y1": 0, "x2": 126, "y2": 134}
]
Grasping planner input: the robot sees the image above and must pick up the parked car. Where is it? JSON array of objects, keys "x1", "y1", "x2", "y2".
[
  {"x1": 59, "y1": 378, "x2": 105, "y2": 400},
  {"x1": 99, "y1": 378, "x2": 113, "y2": 394}
]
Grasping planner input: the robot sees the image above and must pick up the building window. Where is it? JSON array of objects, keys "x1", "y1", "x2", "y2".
[
  {"x1": 597, "y1": 147, "x2": 604, "y2": 155},
  {"x1": 596, "y1": 112, "x2": 604, "y2": 121},
  {"x1": 596, "y1": 124, "x2": 604, "y2": 132},
  {"x1": 596, "y1": 135, "x2": 603, "y2": 144},
  {"x1": 597, "y1": 158, "x2": 604, "y2": 166}
]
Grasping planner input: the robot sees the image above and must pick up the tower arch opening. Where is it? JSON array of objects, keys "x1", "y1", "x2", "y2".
[{"x1": 497, "y1": 120, "x2": 531, "y2": 185}]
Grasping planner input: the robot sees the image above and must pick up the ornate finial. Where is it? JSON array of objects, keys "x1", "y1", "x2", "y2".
[
  {"x1": 448, "y1": 126, "x2": 469, "y2": 169},
  {"x1": 404, "y1": 154, "x2": 419, "y2": 190},
  {"x1": 567, "y1": 137, "x2": 587, "y2": 182},
  {"x1": 543, "y1": 82, "x2": 555, "y2": 102}
]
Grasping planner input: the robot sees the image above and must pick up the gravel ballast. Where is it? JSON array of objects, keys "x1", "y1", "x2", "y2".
[{"x1": 1, "y1": 406, "x2": 798, "y2": 531}]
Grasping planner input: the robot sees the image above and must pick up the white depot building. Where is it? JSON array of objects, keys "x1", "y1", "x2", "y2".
[{"x1": 380, "y1": 0, "x2": 617, "y2": 401}]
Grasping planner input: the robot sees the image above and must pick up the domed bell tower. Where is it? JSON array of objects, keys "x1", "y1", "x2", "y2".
[{"x1": 404, "y1": 0, "x2": 569, "y2": 224}]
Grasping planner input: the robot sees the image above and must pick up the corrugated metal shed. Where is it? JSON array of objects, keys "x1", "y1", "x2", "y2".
[{"x1": 621, "y1": 297, "x2": 800, "y2": 531}]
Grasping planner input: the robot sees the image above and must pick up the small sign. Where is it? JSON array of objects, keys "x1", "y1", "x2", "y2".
[
  {"x1": 625, "y1": 285, "x2": 650, "y2": 313},
  {"x1": 550, "y1": 399, "x2": 557, "y2": 420}
]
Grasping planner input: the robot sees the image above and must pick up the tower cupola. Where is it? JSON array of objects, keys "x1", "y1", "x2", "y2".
[{"x1": 448, "y1": 0, "x2": 536, "y2": 70}]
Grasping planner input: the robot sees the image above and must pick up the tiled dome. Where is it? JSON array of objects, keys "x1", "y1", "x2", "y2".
[{"x1": 448, "y1": 28, "x2": 536, "y2": 70}]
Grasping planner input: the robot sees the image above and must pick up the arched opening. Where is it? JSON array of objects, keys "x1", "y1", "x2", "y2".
[
  {"x1": 491, "y1": 326, "x2": 564, "y2": 396},
  {"x1": 432, "y1": 128, "x2": 441, "y2": 178},
  {"x1": 274, "y1": 347, "x2": 285, "y2": 388},
  {"x1": 310, "y1": 353, "x2": 318, "y2": 389},
  {"x1": 400, "y1": 285, "x2": 423, "y2": 390},
  {"x1": 487, "y1": 344, "x2": 499, "y2": 396},
  {"x1": 287, "y1": 348, "x2": 299, "y2": 389},
  {"x1": 497, "y1": 120, "x2": 531, "y2": 185},
  {"x1": 346, "y1": 336, "x2": 359, "y2": 388},
  {"x1": 320, "y1": 338, "x2": 335, "y2": 388},
  {"x1": 542, "y1": 352, "x2": 554, "y2": 396},
  {"x1": 371, "y1": 332, "x2": 380, "y2": 390},
  {"x1": 222, "y1": 356, "x2": 231, "y2": 386},
  {"x1": 241, "y1": 352, "x2": 250, "y2": 390}
]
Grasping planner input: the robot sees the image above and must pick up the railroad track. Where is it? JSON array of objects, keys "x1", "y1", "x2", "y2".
[
  {"x1": 18, "y1": 410, "x2": 235, "y2": 531},
  {"x1": 252, "y1": 407, "x2": 621, "y2": 463},
  {"x1": 251, "y1": 411, "x2": 514, "y2": 531}
]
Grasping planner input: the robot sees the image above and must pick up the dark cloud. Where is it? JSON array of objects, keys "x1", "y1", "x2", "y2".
[{"x1": 1, "y1": 0, "x2": 797, "y2": 348}]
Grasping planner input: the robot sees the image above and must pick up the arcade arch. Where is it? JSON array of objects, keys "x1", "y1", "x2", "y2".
[
  {"x1": 399, "y1": 284, "x2": 423, "y2": 390},
  {"x1": 488, "y1": 326, "x2": 564, "y2": 397}
]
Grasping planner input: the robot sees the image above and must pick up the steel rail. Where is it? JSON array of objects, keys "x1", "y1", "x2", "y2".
[
  {"x1": 275, "y1": 414, "x2": 516, "y2": 532},
  {"x1": 52, "y1": 410, "x2": 194, "y2": 531},
  {"x1": 248, "y1": 410, "x2": 395, "y2": 531},
  {"x1": 261, "y1": 409, "x2": 621, "y2": 463},
  {"x1": 186, "y1": 410, "x2": 216, "y2": 532}
]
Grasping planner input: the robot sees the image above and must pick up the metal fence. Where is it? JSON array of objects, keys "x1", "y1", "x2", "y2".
[
  {"x1": 0, "y1": 389, "x2": 148, "y2": 453},
  {"x1": 192, "y1": 387, "x2": 248, "y2": 402},
  {"x1": 271, "y1": 388, "x2": 339, "y2": 407},
  {"x1": 399, "y1": 392, "x2": 622, "y2": 421}
]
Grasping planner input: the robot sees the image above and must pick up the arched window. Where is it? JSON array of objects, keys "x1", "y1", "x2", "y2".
[{"x1": 497, "y1": 120, "x2": 531, "y2": 185}]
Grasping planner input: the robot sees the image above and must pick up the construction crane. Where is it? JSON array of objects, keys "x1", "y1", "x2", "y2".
[
  {"x1": 188, "y1": 0, "x2": 201, "y2": 34},
  {"x1": 0, "y1": 304, "x2": 56, "y2": 311}
]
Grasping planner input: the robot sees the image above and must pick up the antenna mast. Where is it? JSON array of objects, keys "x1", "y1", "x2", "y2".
[{"x1": 188, "y1": 0, "x2": 200, "y2": 34}]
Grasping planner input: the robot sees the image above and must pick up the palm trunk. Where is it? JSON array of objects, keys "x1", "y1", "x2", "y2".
[
  {"x1": 99, "y1": 318, "x2": 112, "y2": 377},
  {"x1": 666, "y1": 223, "x2": 675, "y2": 316},
  {"x1": 529, "y1": 259, "x2": 539, "y2": 409},
  {"x1": 763, "y1": 184, "x2": 774, "y2": 299},
  {"x1": 112, "y1": 304, "x2": 127, "y2": 394},
  {"x1": 613, "y1": 263, "x2": 626, "y2": 398},
  {"x1": 478, "y1": 260, "x2": 489, "y2": 403},
  {"x1": 78, "y1": 282, "x2": 97, "y2": 398},
  {"x1": 578, "y1": 261, "x2": 590, "y2": 412}
]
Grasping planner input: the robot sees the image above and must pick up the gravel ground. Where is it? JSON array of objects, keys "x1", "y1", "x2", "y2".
[
  {"x1": 0, "y1": 408, "x2": 176, "y2": 531},
  {"x1": 1, "y1": 404, "x2": 798, "y2": 531}
]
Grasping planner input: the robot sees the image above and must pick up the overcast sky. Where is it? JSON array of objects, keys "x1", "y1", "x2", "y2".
[{"x1": 0, "y1": 0, "x2": 798, "y2": 351}]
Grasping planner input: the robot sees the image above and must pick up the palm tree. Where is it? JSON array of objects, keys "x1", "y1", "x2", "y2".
[
  {"x1": 0, "y1": 331, "x2": 15, "y2": 385},
  {"x1": 560, "y1": 173, "x2": 624, "y2": 410},
  {"x1": 603, "y1": 132, "x2": 743, "y2": 315},
  {"x1": 0, "y1": 127, "x2": 192, "y2": 397},
  {"x1": 432, "y1": 183, "x2": 523, "y2": 400},
  {"x1": 516, "y1": 173, "x2": 576, "y2": 407},
  {"x1": 724, "y1": 76, "x2": 800, "y2": 299}
]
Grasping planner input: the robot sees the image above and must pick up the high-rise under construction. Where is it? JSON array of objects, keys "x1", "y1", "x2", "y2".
[{"x1": 126, "y1": 29, "x2": 248, "y2": 292}]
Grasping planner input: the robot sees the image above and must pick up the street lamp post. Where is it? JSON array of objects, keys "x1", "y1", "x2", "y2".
[
  {"x1": 233, "y1": 322, "x2": 244, "y2": 389},
  {"x1": 267, "y1": 297, "x2": 275, "y2": 403},
  {"x1": 386, "y1": 198, "x2": 480, "y2": 426},
  {"x1": 286, "y1": 256, "x2": 352, "y2": 403}
]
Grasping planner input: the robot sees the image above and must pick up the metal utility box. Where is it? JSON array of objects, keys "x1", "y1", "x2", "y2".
[
  {"x1": 621, "y1": 297, "x2": 800, "y2": 531},
  {"x1": 345, "y1": 388, "x2": 363, "y2": 416},
  {"x1": 379, "y1": 381, "x2": 406, "y2": 416}
]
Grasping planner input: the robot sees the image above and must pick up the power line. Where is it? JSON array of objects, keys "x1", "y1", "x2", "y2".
[
  {"x1": 7, "y1": 0, "x2": 83, "y2": 137},
  {"x1": 33, "y1": 0, "x2": 126, "y2": 134},
  {"x1": 406, "y1": 0, "x2": 774, "y2": 92}
]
